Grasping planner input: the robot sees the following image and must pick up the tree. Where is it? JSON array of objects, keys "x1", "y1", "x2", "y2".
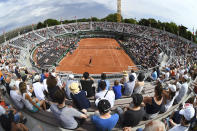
[
  {"x1": 102, "y1": 13, "x2": 123, "y2": 22},
  {"x1": 124, "y1": 18, "x2": 137, "y2": 24},
  {"x1": 43, "y1": 19, "x2": 60, "y2": 27},
  {"x1": 138, "y1": 19, "x2": 150, "y2": 26},
  {"x1": 37, "y1": 22, "x2": 45, "y2": 29}
]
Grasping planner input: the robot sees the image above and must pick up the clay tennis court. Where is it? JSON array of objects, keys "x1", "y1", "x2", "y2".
[{"x1": 56, "y1": 38, "x2": 136, "y2": 74}]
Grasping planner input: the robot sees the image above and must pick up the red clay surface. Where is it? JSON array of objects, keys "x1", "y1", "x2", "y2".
[{"x1": 56, "y1": 38, "x2": 136, "y2": 74}]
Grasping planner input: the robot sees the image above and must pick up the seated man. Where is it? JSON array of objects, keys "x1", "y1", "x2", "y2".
[
  {"x1": 91, "y1": 99, "x2": 119, "y2": 131},
  {"x1": 9, "y1": 80, "x2": 24, "y2": 109},
  {"x1": 95, "y1": 81, "x2": 115, "y2": 108},
  {"x1": 123, "y1": 75, "x2": 135, "y2": 96},
  {"x1": 50, "y1": 89, "x2": 87, "y2": 129},
  {"x1": 150, "y1": 69, "x2": 158, "y2": 81}
]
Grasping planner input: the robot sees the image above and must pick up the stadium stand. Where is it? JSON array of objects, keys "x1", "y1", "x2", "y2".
[{"x1": 0, "y1": 22, "x2": 197, "y2": 131}]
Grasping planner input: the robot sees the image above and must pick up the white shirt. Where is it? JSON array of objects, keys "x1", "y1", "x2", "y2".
[
  {"x1": 10, "y1": 90, "x2": 24, "y2": 109},
  {"x1": 15, "y1": 80, "x2": 21, "y2": 90},
  {"x1": 33, "y1": 82, "x2": 45, "y2": 100},
  {"x1": 131, "y1": 73, "x2": 137, "y2": 82},
  {"x1": 175, "y1": 82, "x2": 188, "y2": 103},
  {"x1": 169, "y1": 124, "x2": 189, "y2": 131},
  {"x1": 95, "y1": 90, "x2": 115, "y2": 107},
  {"x1": 43, "y1": 79, "x2": 48, "y2": 92},
  {"x1": 165, "y1": 72, "x2": 170, "y2": 80}
]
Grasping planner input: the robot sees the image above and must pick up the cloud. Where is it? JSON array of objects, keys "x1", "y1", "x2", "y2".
[{"x1": 0, "y1": 0, "x2": 196, "y2": 33}]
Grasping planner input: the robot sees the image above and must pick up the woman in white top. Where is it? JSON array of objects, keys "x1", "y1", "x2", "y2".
[
  {"x1": 19, "y1": 82, "x2": 46, "y2": 112},
  {"x1": 134, "y1": 73, "x2": 145, "y2": 94}
]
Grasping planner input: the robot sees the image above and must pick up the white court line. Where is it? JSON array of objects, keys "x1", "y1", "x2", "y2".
[
  {"x1": 108, "y1": 44, "x2": 116, "y2": 67},
  {"x1": 110, "y1": 40, "x2": 122, "y2": 67}
]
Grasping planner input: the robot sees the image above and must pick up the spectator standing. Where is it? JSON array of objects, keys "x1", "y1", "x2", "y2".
[{"x1": 80, "y1": 72, "x2": 95, "y2": 97}]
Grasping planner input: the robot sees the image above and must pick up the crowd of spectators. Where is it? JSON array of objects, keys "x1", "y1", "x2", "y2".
[
  {"x1": 0, "y1": 50, "x2": 196, "y2": 131},
  {"x1": 121, "y1": 36, "x2": 162, "y2": 69},
  {"x1": 1, "y1": 22, "x2": 197, "y2": 131},
  {"x1": 35, "y1": 36, "x2": 78, "y2": 68}
]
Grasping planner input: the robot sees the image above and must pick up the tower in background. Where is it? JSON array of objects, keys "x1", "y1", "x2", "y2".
[{"x1": 117, "y1": 0, "x2": 121, "y2": 22}]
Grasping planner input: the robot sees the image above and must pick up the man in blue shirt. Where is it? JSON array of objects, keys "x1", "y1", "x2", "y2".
[
  {"x1": 151, "y1": 69, "x2": 158, "y2": 81},
  {"x1": 91, "y1": 100, "x2": 119, "y2": 131}
]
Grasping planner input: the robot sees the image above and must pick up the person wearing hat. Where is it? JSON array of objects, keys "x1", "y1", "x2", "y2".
[
  {"x1": 91, "y1": 99, "x2": 119, "y2": 131},
  {"x1": 33, "y1": 75, "x2": 46, "y2": 101},
  {"x1": 69, "y1": 82, "x2": 90, "y2": 113},
  {"x1": 123, "y1": 75, "x2": 135, "y2": 96},
  {"x1": 117, "y1": 94, "x2": 145, "y2": 128},
  {"x1": 169, "y1": 104, "x2": 195, "y2": 131},
  {"x1": 162, "y1": 84, "x2": 178, "y2": 112},
  {"x1": 174, "y1": 75, "x2": 189, "y2": 104}
]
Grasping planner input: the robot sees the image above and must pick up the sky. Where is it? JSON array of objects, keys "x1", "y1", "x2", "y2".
[{"x1": 0, "y1": 0, "x2": 196, "y2": 33}]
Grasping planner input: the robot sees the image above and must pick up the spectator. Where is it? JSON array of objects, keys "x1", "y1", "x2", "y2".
[
  {"x1": 50, "y1": 89, "x2": 87, "y2": 129},
  {"x1": 0, "y1": 108, "x2": 28, "y2": 131},
  {"x1": 151, "y1": 69, "x2": 158, "y2": 81},
  {"x1": 138, "y1": 120, "x2": 166, "y2": 131},
  {"x1": 134, "y1": 73, "x2": 145, "y2": 94},
  {"x1": 130, "y1": 70, "x2": 137, "y2": 82},
  {"x1": 19, "y1": 82, "x2": 46, "y2": 112},
  {"x1": 91, "y1": 99, "x2": 119, "y2": 131},
  {"x1": 80, "y1": 72, "x2": 95, "y2": 97},
  {"x1": 97, "y1": 73, "x2": 110, "y2": 92},
  {"x1": 174, "y1": 75, "x2": 189, "y2": 104},
  {"x1": 95, "y1": 81, "x2": 115, "y2": 107},
  {"x1": 69, "y1": 82, "x2": 90, "y2": 113},
  {"x1": 112, "y1": 80, "x2": 122, "y2": 99},
  {"x1": 169, "y1": 104, "x2": 195, "y2": 131},
  {"x1": 117, "y1": 94, "x2": 145, "y2": 128},
  {"x1": 9, "y1": 80, "x2": 24, "y2": 109},
  {"x1": 40, "y1": 69, "x2": 45, "y2": 82},
  {"x1": 143, "y1": 85, "x2": 164, "y2": 119},
  {"x1": 46, "y1": 74, "x2": 60, "y2": 102},
  {"x1": 65, "y1": 74, "x2": 76, "y2": 100},
  {"x1": 162, "y1": 84, "x2": 178, "y2": 113},
  {"x1": 123, "y1": 75, "x2": 135, "y2": 96},
  {"x1": 33, "y1": 75, "x2": 46, "y2": 100}
]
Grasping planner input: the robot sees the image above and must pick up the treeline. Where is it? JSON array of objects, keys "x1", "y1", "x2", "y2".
[{"x1": 37, "y1": 13, "x2": 197, "y2": 43}]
